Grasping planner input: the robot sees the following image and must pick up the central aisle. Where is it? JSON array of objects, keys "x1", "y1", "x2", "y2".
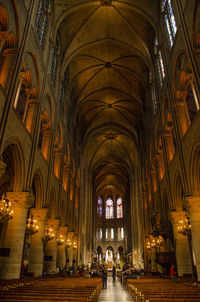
[{"x1": 98, "y1": 276, "x2": 133, "y2": 301}]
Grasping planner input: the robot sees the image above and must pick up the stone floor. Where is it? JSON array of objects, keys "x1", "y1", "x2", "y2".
[{"x1": 98, "y1": 276, "x2": 133, "y2": 301}]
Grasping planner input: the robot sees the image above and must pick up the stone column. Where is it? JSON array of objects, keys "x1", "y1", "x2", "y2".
[
  {"x1": 28, "y1": 208, "x2": 48, "y2": 276},
  {"x1": 45, "y1": 219, "x2": 60, "y2": 273},
  {"x1": 25, "y1": 98, "x2": 39, "y2": 134},
  {"x1": 169, "y1": 211, "x2": 192, "y2": 276},
  {"x1": 66, "y1": 232, "x2": 74, "y2": 266},
  {"x1": 163, "y1": 133, "x2": 175, "y2": 163},
  {"x1": 186, "y1": 196, "x2": 200, "y2": 280},
  {"x1": 54, "y1": 151, "x2": 63, "y2": 179},
  {"x1": 173, "y1": 101, "x2": 188, "y2": 138},
  {"x1": 63, "y1": 166, "x2": 70, "y2": 192},
  {"x1": 41, "y1": 130, "x2": 52, "y2": 161},
  {"x1": 155, "y1": 152, "x2": 165, "y2": 180},
  {"x1": 0, "y1": 48, "x2": 18, "y2": 90},
  {"x1": 0, "y1": 192, "x2": 33, "y2": 279},
  {"x1": 150, "y1": 169, "x2": 157, "y2": 193},
  {"x1": 57, "y1": 226, "x2": 68, "y2": 268},
  {"x1": 0, "y1": 160, "x2": 6, "y2": 177}
]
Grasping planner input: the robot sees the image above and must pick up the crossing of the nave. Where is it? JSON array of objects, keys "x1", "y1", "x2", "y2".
[{"x1": 0, "y1": 0, "x2": 200, "y2": 301}]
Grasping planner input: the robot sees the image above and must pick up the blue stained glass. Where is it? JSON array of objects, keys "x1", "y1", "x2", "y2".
[
  {"x1": 162, "y1": 0, "x2": 177, "y2": 48},
  {"x1": 35, "y1": 0, "x2": 50, "y2": 48},
  {"x1": 168, "y1": 0, "x2": 177, "y2": 37}
]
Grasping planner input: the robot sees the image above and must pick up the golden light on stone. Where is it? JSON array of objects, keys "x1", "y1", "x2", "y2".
[
  {"x1": 73, "y1": 238, "x2": 78, "y2": 250},
  {"x1": 178, "y1": 216, "x2": 191, "y2": 235},
  {"x1": 66, "y1": 237, "x2": 72, "y2": 247},
  {"x1": 26, "y1": 215, "x2": 39, "y2": 234},
  {"x1": 0, "y1": 194, "x2": 13, "y2": 220},
  {"x1": 45, "y1": 226, "x2": 55, "y2": 241},
  {"x1": 57, "y1": 234, "x2": 65, "y2": 245}
]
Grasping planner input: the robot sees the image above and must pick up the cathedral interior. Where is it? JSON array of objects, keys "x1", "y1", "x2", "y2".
[{"x1": 0, "y1": 0, "x2": 200, "y2": 284}]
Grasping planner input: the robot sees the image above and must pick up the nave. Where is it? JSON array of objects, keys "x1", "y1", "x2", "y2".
[{"x1": 98, "y1": 276, "x2": 132, "y2": 302}]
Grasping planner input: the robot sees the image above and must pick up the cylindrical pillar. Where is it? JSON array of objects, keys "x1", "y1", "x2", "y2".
[
  {"x1": 28, "y1": 208, "x2": 48, "y2": 276},
  {"x1": 45, "y1": 219, "x2": 60, "y2": 273},
  {"x1": 0, "y1": 192, "x2": 33, "y2": 279},
  {"x1": 169, "y1": 211, "x2": 192, "y2": 276},
  {"x1": 186, "y1": 196, "x2": 200, "y2": 280},
  {"x1": 173, "y1": 101, "x2": 188, "y2": 138},
  {"x1": 57, "y1": 226, "x2": 68, "y2": 268}
]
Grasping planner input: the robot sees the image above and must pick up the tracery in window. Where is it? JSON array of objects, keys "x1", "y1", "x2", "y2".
[
  {"x1": 35, "y1": 0, "x2": 50, "y2": 47},
  {"x1": 162, "y1": 0, "x2": 177, "y2": 48},
  {"x1": 97, "y1": 196, "x2": 103, "y2": 218},
  {"x1": 105, "y1": 197, "x2": 114, "y2": 219},
  {"x1": 116, "y1": 197, "x2": 123, "y2": 218}
]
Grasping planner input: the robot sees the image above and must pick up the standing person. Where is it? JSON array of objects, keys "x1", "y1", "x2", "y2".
[
  {"x1": 170, "y1": 265, "x2": 176, "y2": 280},
  {"x1": 102, "y1": 268, "x2": 107, "y2": 289},
  {"x1": 112, "y1": 265, "x2": 116, "y2": 281}
]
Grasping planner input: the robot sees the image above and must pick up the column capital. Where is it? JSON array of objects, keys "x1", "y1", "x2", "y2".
[
  {"x1": 30, "y1": 208, "x2": 48, "y2": 221},
  {"x1": 185, "y1": 196, "x2": 200, "y2": 212},
  {"x1": 6, "y1": 191, "x2": 34, "y2": 209},
  {"x1": 47, "y1": 218, "x2": 60, "y2": 230},
  {"x1": 58, "y1": 226, "x2": 68, "y2": 236},
  {"x1": 169, "y1": 210, "x2": 188, "y2": 223}
]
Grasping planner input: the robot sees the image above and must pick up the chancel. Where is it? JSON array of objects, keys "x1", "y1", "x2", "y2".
[{"x1": 0, "y1": 0, "x2": 200, "y2": 301}]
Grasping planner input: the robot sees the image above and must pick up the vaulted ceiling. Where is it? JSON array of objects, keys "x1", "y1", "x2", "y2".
[{"x1": 54, "y1": 0, "x2": 159, "y2": 198}]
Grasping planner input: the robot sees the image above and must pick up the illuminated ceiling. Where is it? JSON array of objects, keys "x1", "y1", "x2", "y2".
[{"x1": 55, "y1": 0, "x2": 159, "y2": 197}]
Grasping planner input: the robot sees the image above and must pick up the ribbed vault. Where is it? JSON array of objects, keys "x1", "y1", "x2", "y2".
[{"x1": 54, "y1": 0, "x2": 158, "y2": 205}]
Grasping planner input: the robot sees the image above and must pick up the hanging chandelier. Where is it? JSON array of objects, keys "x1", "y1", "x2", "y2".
[
  {"x1": 45, "y1": 226, "x2": 55, "y2": 241},
  {"x1": 178, "y1": 216, "x2": 191, "y2": 235},
  {"x1": 66, "y1": 237, "x2": 72, "y2": 248},
  {"x1": 0, "y1": 194, "x2": 13, "y2": 221},
  {"x1": 26, "y1": 215, "x2": 39, "y2": 234},
  {"x1": 57, "y1": 234, "x2": 65, "y2": 245}
]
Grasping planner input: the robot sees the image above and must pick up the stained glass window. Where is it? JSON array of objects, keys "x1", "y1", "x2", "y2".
[
  {"x1": 155, "y1": 39, "x2": 165, "y2": 86},
  {"x1": 105, "y1": 198, "x2": 114, "y2": 219},
  {"x1": 35, "y1": 0, "x2": 50, "y2": 48},
  {"x1": 97, "y1": 197, "x2": 103, "y2": 218},
  {"x1": 116, "y1": 197, "x2": 123, "y2": 218},
  {"x1": 162, "y1": 0, "x2": 177, "y2": 48},
  {"x1": 49, "y1": 34, "x2": 59, "y2": 85}
]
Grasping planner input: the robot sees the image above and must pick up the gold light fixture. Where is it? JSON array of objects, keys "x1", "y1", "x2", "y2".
[
  {"x1": 73, "y1": 239, "x2": 78, "y2": 250},
  {"x1": 45, "y1": 226, "x2": 55, "y2": 241},
  {"x1": 0, "y1": 194, "x2": 13, "y2": 221},
  {"x1": 178, "y1": 216, "x2": 191, "y2": 235},
  {"x1": 26, "y1": 215, "x2": 39, "y2": 234},
  {"x1": 57, "y1": 234, "x2": 65, "y2": 245},
  {"x1": 66, "y1": 237, "x2": 72, "y2": 248}
]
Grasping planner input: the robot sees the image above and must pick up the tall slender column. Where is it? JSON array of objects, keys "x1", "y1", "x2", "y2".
[
  {"x1": 0, "y1": 48, "x2": 18, "y2": 90},
  {"x1": 63, "y1": 166, "x2": 70, "y2": 192},
  {"x1": 57, "y1": 226, "x2": 68, "y2": 268},
  {"x1": 28, "y1": 208, "x2": 48, "y2": 276},
  {"x1": 54, "y1": 151, "x2": 63, "y2": 179},
  {"x1": 163, "y1": 133, "x2": 175, "y2": 163},
  {"x1": 45, "y1": 219, "x2": 60, "y2": 273},
  {"x1": 186, "y1": 196, "x2": 200, "y2": 280},
  {"x1": 155, "y1": 152, "x2": 165, "y2": 180},
  {"x1": 0, "y1": 192, "x2": 33, "y2": 279},
  {"x1": 169, "y1": 211, "x2": 192, "y2": 276},
  {"x1": 173, "y1": 101, "x2": 188, "y2": 138},
  {"x1": 25, "y1": 98, "x2": 39, "y2": 134},
  {"x1": 41, "y1": 130, "x2": 52, "y2": 161},
  {"x1": 66, "y1": 232, "x2": 74, "y2": 266}
]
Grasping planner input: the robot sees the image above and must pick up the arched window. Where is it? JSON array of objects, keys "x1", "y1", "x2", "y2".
[
  {"x1": 154, "y1": 38, "x2": 165, "y2": 86},
  {"x1": 35, "y1": 0, "x2": 50, "y2": 47},
  {"x1": 49, "y1": 33, "x2": 59, "y2": 85},
  {"x1": 105, "y1": 198, "x2": 114, "y2": 219},
  {"x1": 97, "y1": 196, "x2": 103, "y2": 218},
  {"x1": 161, "y1": 0, "x2": 177, "y2": 48},
  {"x1": 116, "y1": 197, "x2": 123, "y2": 218}
]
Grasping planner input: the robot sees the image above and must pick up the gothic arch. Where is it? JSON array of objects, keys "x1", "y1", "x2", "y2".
[
  {"x1": 31, "y1": 170, "x2": 44, "y2": 208},
  {"x1": 2, "y1": 139, "x2": 25, "y2": 192},
  {"x1": 173, "y1": 172, "x2": 184, "y2": 211}
]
